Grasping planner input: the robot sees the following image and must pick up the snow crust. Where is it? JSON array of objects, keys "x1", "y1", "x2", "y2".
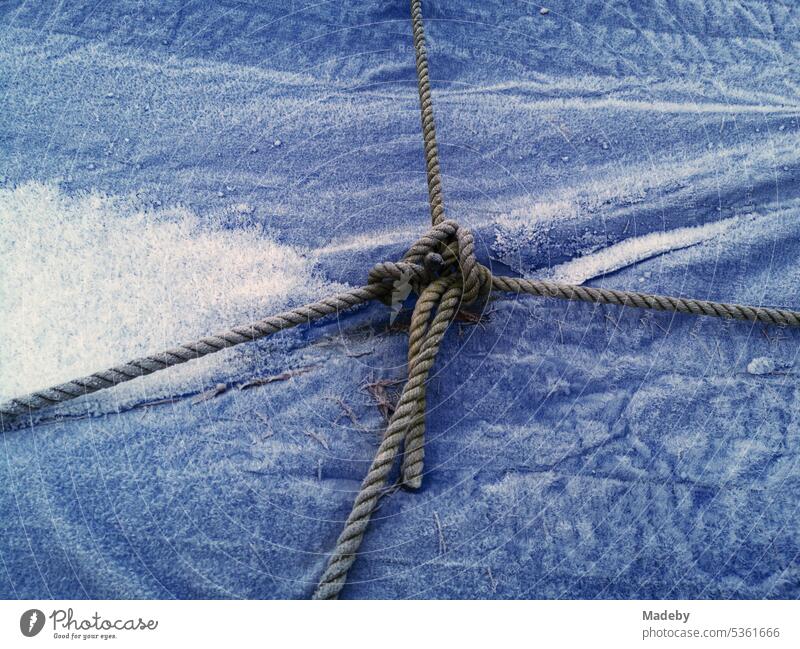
[{"x1": 0, "y1": 182, "x2": 337, "y2": 398}]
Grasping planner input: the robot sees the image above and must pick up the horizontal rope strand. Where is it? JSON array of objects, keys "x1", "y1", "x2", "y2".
[
  {"x1": 492, "y1": 276, "x2": 800, "y2": 327},
  {"x1": 3, "y1": 276, "x2": 798, "y2": 421}
]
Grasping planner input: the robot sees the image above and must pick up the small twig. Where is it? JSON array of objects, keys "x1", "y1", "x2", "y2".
[
  {"x1": 361, "y1": 376, "x2": 403, "y2": 422},
  {"x1": 555, "y1": 318, "x2": 565, "y2": 343},
  {"x1": 374, "y1": 478, "x2": 403, "y2": 512},
  {"x1": 454, "y1": 306, "x2": 495, "y2": 330},
  {"x1": 191, "y1": 382, "x2": 228, "y2": 404},
  {"x1": 330, "y1": 397, "x2": 365, "y2": 430},
  {"x1": 433, "y1": 511, "x2": 447, "y2": 555},
  {"x1": 345, "y1": 348, "x2": 375, "y2": 358},
  {"x1": 486, "y1": 566, "x2": 498, "y2": 594},
  {"x1": 137, "y1": 396, "x2": 180, "y2": 408},
  {"x1": 605, "y1": 313, "x2": 622, "y2": 334},
  {"x1": 305, "y1": 429, "x2": 330, "y2": 450},
  {"x1": 652, "y1": 318, "x2": 670, "y2": 335},
  {"x1": 762, "y1": 326, "x2": 787, "y2": 346},
  {"x1": 252, "y1": 412, "x2": 275, "y2": 438},
  {"x1": 238, "y1": 365, "x2": 316, "y2": 390},
  {"x1": 249, "y1": 543, "x2": 280, "y2": 588},
  {"x1": 384, "y1": 317, "x2": 411, "y2": 334}
]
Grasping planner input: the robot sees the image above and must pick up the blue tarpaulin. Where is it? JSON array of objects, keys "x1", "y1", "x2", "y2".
[{"x1": 1, "y1": 1, "x2": 799, "y2": 598}]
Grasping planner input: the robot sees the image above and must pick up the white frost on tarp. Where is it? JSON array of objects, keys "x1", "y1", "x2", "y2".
[
  {"x1": 548, "y1": 215, "x2": 743, "y2": 284},
  {"x1": 0, "y1": 182, "x2": 338, "y2": 400},
  {"x1": 746, "y1": 357, "x2": 776, "y2": 376}
]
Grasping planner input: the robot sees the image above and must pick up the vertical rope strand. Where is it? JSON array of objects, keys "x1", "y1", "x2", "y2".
[{"x1": 411, "y1": 0, "x2": 446, "y2": 226}]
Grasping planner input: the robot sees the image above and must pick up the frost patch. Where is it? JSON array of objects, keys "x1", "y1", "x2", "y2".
[
  {"x1": 0, "y1": 182, "x2": 339, "y2": 399},
  {"x1": 548, "y1": 216, "x2": 743, "y2": 284},
  {"x1": 746, "y1": 357, "x2": 776, "y2": 376}
]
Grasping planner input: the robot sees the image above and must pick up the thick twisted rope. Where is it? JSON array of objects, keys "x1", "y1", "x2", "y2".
[
  {"x1": 412, "y1": 0, "x2": 445, "y2": 226},
  {"x1": 0, "y1": 285, "x2": 388, "y2": 419},
  {"x1": 311, "y1": 0, "x2": 800, "y2": 600},
  {"x1": 490, "y1": 277, "x2": 800, "y2": 327},
  {"x1": 310, "y1": 231, "x2": 800, "y2": 600},
  {"x1": 3, "y1": 0, "x2": 800, "y2": 602},
  {"x1": 4, "y1": 254, "x2": 796, "y2": 421},
  {"x1": 313, "y1": 276, "x2": 462, "y2": 599}
]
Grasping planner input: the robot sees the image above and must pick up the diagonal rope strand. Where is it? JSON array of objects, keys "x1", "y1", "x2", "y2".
[
  {"x1": 0, "y1": 284, "x2": 389, "y2": 420},
  {"x1": 312, "y1": 277, "x2": 462, "y2": 599},
  {"x1": 307, "y1": 0, "x2": 800, "y2": 600}
]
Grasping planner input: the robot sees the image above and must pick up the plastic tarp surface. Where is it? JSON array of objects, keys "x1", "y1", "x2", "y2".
[{"x1": 1, "y1": 1, "x2": 799, "y2": 598}]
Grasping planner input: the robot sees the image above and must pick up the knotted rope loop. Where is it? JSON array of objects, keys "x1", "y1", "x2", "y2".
[
  {"x1": 367, "y1": 219, "x2": 492, "y2": 309},
  {"x1": 312, "y1": 274, "x2": 462, "y2": 599},
  {"x1": 367, "y1": 260, "x2": 430, "y2": 304},
  {"x1": 366, "y1": 221, "x2": 458, "y2": 300},
  {"x1": 315, "y1": 216, "x2": 497, "y2": 598},
  {"x1": 398, "y1": 275, "x2": 461, "y2": 489},
  {"x1": 451, "y1": 222, "x2": 491, "y2": 305}
]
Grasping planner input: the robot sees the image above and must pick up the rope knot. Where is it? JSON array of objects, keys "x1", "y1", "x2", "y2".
[{"x1": 368, "y1": 219, "x2": 491, "y2": 309}]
